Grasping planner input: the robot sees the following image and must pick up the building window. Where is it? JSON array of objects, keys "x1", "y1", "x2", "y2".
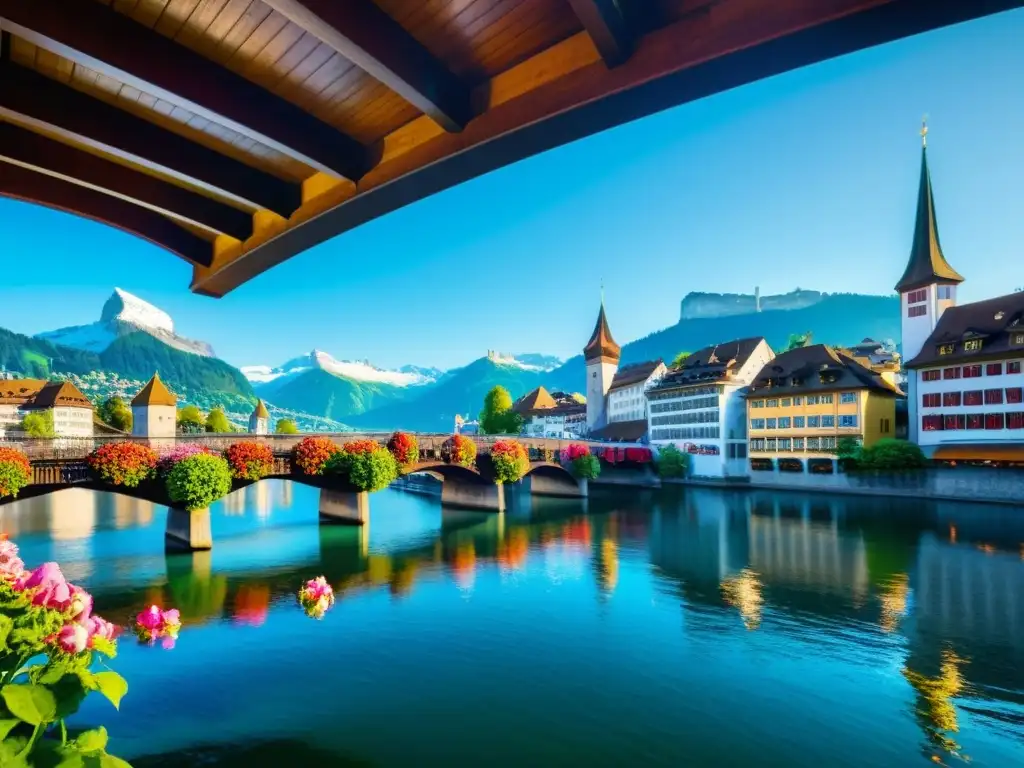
[
  {"x1": 781, "y1": 398, "x2": 791, "y2": 407},
  {"x1": 1014, "y1": 333, "x2": 1024, "y2": 346},
  {"x1": 943, "y1": 367, "x2": 961, "y2": 380},
  {"x1": 963, "y1": 365, "x2": 982, "y2": 378},
  {"x1": 907, "y1": 288, "x2": 927, "y2": 304},
  {"x1": 966, "y1": 414, "x2": 984, "y2": 430},
  {"x1": 750, "y1": 419, "x2": 766, "y2": 430},
  {"x1": 792, "y1": 396, "x2": 803, "y2": 405},
  {"x1": 964, "y1": 339, "x2": 983, "y2": 352},
  {"x1": 880, "y1": 418, "x2": 891, "y2": 434},
  {"x1": 922, "y1": 393, "x2": 941, "y2": 408},
  {"x1": 908, "y1": 305, "x2": 927, "y2": 318},
  {"x1": 750, "y1": 400, "x2": 764, "y2": 408},
  {"x1": 778, "y1": 438, "x2": 792, "y2": 452},
  {"x1": 922, "y1": 415, "x2": 943, "y2": 431},
  {"x1": 984, "y1": 389, "x2": 1004, "y2": 405},
  {"x1": 944, "y1": 414, "x2": 965, "y2": 430},
  {"x1": 839, "y1": 415, "x2": 857, "y2": 428},
  {"x1": 985, "y1": 413, "x2": 1005, "y2": 430},
  {"x1": 766, "y1": 399, "x2": 779, "y2": 408},
  {"x1": 987, "y1": 363, "x2": 1003, "y2": 376},
  {"x1": 793, "y1": 416, "x2": 805, "y2": 428},
  {"x1": 766, "y1": 418, "x2": 777, "y2": 429},
  {"x1": 778, "y1": 417, "x2": 791, "y2": 428},
  {"x1": 922, "y1": 370, "x2": 941, "y2": 382},
  {"x1": 821, "y1": 415, "x2": 836, "y2": 428},
  {"x1": 938, "y1": 344, "x2": 956, "y2": 356},
  {"x1": 963, "y1": 390, "x2": 983, "y2": 406},
  {"x1": 1007, "y1": 361, "x2": 1023, "y2": 374},
  {"x1": 750, "y1": 438, "x2": 766, "y2": 452},
  {"x1": 1007, "y1": 388, "x2": 1023, "y2": 404},
  {"x1": 839, "y1": 392, "x2": 856, "y2": 404},
  {"x1": 942, "y1": 392, "x2": 961, "y2": 407},
  {"x1": 937, "y1": 285, "x2": 955, "y2": 300},
  {"x1": 793, "y1": 438, "x2": 804, "y2": 450},
  {"x1": 807, "y1": 416, "x2": 821, "y2": 428},
  {"x1": 1008, "y1": 413, "x2": 1024, "y2": 430}
]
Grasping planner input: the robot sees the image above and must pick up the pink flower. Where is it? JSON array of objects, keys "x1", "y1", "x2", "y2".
[
  {"x1": 69, "y1": 586, "x2": 92, "y2": 622},
  {"x1": 0, "y1": 539, "x2": 24, "y2": 579},
  {"x1": 298, "y1": 576, "x2": 335, "y2": 619},
  {"x1": 85, "y1": 616, "x2": 118, "y2": 646},
  {"x1": 134, "y1": 604, "x2": 181, "y2": 644},
  {"x1": 136, "y1": 605, "x2": 163, "y2": 631},
  {"x1": 54, "y1": 623, "x2": 89, "y2": 654},
  {"x1": 17, "y1": 562, "x2": 73, "y2": 610},
  {"x1": 161, "y1": 609, "x2": 181, "y2": 638}
]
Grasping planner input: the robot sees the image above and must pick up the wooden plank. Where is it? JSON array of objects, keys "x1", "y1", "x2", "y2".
[
  {"x1": 191, "y1": 0, "x2": 1024, "y2": 297},
  {"x1": 260, "y1": 0, "x2": 473, "y2": 131},
  {"x1": 0, "y1": 0, "x2": 371, "y2": 179},
  {"x1": 0, "y1": 160, "x2": 214, "y2": 266},
  {"x1": 0, "y1": 121, "x2": 253, "y2": 239},
  {"x1": 567, "y1": 0, "x2": 633, "y2": 66},
  {"x1": 0, "y1": 61, "x2": 302, "y2": 216}
]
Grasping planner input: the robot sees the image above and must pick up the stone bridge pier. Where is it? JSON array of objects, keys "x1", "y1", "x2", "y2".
[
  {"x1": 526, "y1": 464, "x2": 588, "y2": 499},
  {"x1": 165, "y1": 508, "x2": 213, "y2": 552}
]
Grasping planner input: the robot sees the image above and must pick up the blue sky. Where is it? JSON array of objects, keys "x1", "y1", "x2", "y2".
[{"x1": 2, "y1": 9, "x2": 1023, "y2": 370}]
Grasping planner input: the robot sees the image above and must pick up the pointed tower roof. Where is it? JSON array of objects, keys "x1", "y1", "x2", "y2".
[
  {"x1": 252, "y1": 398, "x2": 270, "y2": 419},
  {"x1": 894, "y1": 123, "x2": 964, "y2": 293},
  {"x1": 583, "y1": 296, "x2": 621, "y2": 363},
  {"x1": 131, "y1": 373, "x2": 177, "y2": 407}
]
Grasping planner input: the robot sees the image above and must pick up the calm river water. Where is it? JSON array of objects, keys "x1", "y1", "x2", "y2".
[{"x1": 2, "y1": 481, "x2": 1023, "y2": 767}]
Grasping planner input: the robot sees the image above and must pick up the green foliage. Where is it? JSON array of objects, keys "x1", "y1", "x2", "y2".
[
  {"x1": 656, "y1": 444, "x2": 691, "y2": 478},
  {"x1": 204, "y1": 407, "x2": 231, "y2": 434},
  {"x1": 569, "y1": 454, "x2": 600, "y2": 480},
  {"x1": 260, "y1": 368, "x2": 413, "y2": 422},
  {"x1": 324, "y1": 447, "x2": 398, "y2": 492},
  {"x1": 670, "y1": 351, "x2": 691, "y2": 369},
  {"x1": 490, "y1": 440, "x2": 529, "y2": 484},
  {"x1": 166, "y1": 453, "x2": 233, "y2": 511},
  {"x1": 479, "y1": 386, "x2": 524, "y2": 435},
  {"x1": 854, "y1": 438, "x2": 927, "y2": 471},
  {"x1": 177, "y1": 405, "x2": 205, "y2": 434},
  {"x1": 784, "y1": 332, "x2": 814, "y2": 352},
  {"x1": 98, "y1": 396, "x2": 133, "y2": 432},
  {"x1": 836, "y1": 436, "x2": 861, "y2": 459},
  {"x1": 275, "y1": 418, "x2": 299, "y2": 434},
  {"x1": 20, "y1": 411, "x2": 54, "y2": 438}
]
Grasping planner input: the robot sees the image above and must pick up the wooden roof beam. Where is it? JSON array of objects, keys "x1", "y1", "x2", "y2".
[
  {"x1": 261, "y1": 0, "x2": 473, "y2": 132},
  {"x1": 0, "y1": 122, "x2": 253, "y2": 240},
  {"x1": 0, "y1": 161, "x2": 214, "y2": 267},
  {"x1": 567, "y1": 0, "x2": 634, "y2": 67},
  {"x1": 0, "y1": 61, "x2": 301, "y2": 218},
  {"x1": 0, "y1": 0, "x2": 371, "y2": 180}
]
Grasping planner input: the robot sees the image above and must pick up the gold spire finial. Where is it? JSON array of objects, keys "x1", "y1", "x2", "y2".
[{"x1": 920, "y1": 115, "x2": 928, "y2": 148}]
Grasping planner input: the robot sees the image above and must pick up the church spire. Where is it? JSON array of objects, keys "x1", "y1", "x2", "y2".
[
  {"x1": 894, "y1": 119, "x2": 964, "y2": 293},
  {"x1": 584, "y1": 291, "x2": 621, "y2": 363}
]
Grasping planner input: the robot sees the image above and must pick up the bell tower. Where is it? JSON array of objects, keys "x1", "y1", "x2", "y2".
[{"x1": 583, "y1": 290, "x2": 621, "y2": 431}]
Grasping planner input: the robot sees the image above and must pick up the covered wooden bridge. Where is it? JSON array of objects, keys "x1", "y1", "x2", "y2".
[{"x1": 0, "y1": 0, "x2": 1019, "y2": 296}]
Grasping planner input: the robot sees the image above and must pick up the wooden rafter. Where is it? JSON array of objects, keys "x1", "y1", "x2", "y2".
[
  {"x1": 0, "y1": 122, "x2": 253, "y2": 240},
  {"x1": 0, "y1": 61, "x2": 301, "y2": 218},
  {"x1": 261, "y1": 0, "x2": 473, "y2": 131},
  {"x1": 0, "y1": 0, "x2": 371, "y2": 180},
  {"x1": 567, "y1": 0, "x2": 634, "y2": 67},
  {"x1": 0, "y1": 162, "x2": 214, "y2": 267}
]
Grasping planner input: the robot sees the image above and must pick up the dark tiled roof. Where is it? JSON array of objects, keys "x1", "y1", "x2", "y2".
[
  {"x1": 608, "y1": 359, "x2": 664, "y2": 393},
  {"x1": 25, "y1": 381, "x2": 93, "y2": 410},
  {"x1": 894, "y1": 146, "x2": 964, "y2": 293},
  {"x1": 590, "y1": 419, "x2": 648, "y2": 442},
  {"x1": 747, "y1": 344, "x2": 902, "y2": 398},
  {"x1": 583, "y1": 303, "x2": 621, "y2": 363},
  {"x1": 650, "y1": 337, "x2": 766, "y2": 392},
  {"x1": 906, "y1": 291, "x2": 1024, "y2": 368}
]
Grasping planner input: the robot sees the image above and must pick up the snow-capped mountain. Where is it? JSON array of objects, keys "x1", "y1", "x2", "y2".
[
  {"x1": 38, "y1": 288, "x2": 214, "y2": 357},
  {"x1": 485, "y1": 351, "x2": 563, "y2": 372},
  {"x1": 242, "y1": 350, "x2": 441, "y2": 389}
]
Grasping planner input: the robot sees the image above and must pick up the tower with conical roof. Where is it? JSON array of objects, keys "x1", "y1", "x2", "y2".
[
  {"x1": 583, "y1": 290, "x2": 621, "y2": 430},
  {"x1": 249, "y1": 399, "x2": 270, "y2": 435},
  {"x1": 897, "y1": 120, "x2": 964, "y2": 365},
  {"x1": 130, "y1": 373, "x2": 177, "y2": 438}
]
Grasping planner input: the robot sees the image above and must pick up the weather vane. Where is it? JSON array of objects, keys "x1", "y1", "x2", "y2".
[
  {"x1": 920, "y1": 114, "x2": 928, "y2": 148},
  {"x1": 600, "y1": 279, "x2": 605, "y2": 305}
]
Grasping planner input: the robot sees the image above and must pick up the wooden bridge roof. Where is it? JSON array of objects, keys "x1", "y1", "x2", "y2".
[{"x1": 1, "y1": 0, "x2": 1020, "y2": 297}]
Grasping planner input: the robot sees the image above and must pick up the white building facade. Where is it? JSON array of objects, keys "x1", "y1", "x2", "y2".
[
  {"x1": 131, "y1": 374, "x2": 178, "y2": 439},
  {"x1": 647, "y1": 338, "x2": 774, "y2": 477},
  {"x1": 607, "y1": 361, "x2": 666, "y2": 424}
]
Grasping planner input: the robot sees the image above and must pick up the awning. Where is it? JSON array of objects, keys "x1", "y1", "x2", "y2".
[{"x1": 931, "y1": 443, "x2": 1024, "y2": 462}]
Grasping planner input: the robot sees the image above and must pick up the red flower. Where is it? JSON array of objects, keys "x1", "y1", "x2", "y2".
[
  {"x1": 386, "y1": 432, "x2": 419, "y2": 468},
  {"x1": 341, "y1": 439, "x2": 380, "y2": 455},
  {"x1": 0, "y1": 448, "x2": 31, "y2": 499},
  {"x1": 87, "y1": 442, "x2": 158, "y2": 488},
  {"x1": 293, "y1": 436, "x2": 340, "y2": 476},
  {"x1": 442, "y1": 434, "x2": 477, "y2": 468},
  {"x1": 224, "y1": 442, "x2": 275, "y2": 481},
  {"x1": 490, "y1": 439, "x2": 529, "y2": 483},
  {"x1": 559, "y1": 443, "x2": 590, "y2": 462}
]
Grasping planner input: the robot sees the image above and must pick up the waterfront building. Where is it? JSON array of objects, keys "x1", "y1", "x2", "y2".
[
  {"x1": 606, "y1": 360, "x2": 666, "y2": 424},
  {"x1": 899, "y1": 126, "x2": 1024, "y2": 462},
  {"x1": 745, "y1": 344, "x2": 902, "y2": 469},
  {"x1": 583, "y1": 298, "x2": 621, "y2": 432},
  {"x1": 249, "y1": 399, "x2": 270, "y2": 435},
  {"x1": 131, "y1": 373, "x2": 177, "y2": 439},
  {"x1": 646, "y1": 337, "x2": 773, "y2": 477},
  {"x1": 0, "y1": 378, "x2": 94, "y2": 437},
  {"x1": 513, "y1": 387, "x2": 587, "y2": 438}
]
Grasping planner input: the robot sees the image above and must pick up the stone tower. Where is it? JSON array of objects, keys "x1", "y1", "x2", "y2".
[{"x1": 583, "y1": 297, "x2": 621, "y2": 431}]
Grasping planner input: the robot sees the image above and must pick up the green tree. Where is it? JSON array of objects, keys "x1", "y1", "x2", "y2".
[
  {"x1": 98, "y1": 395, "x2": 133, "y2": 432},
  {"x1": 177, "y1": 404, "x2": 205, "y2": 434},
  {"x1": 836, "y1": 436, "x2": 861, "y2": 459},
  {"x1": 21, "y1": 410, "x2": 55, "y2": 438},
  {"x1": 671, "y1": 351, "x2": 691, "y2": 369},
  {"x1": 205, "y1": 407, "x2": 231, "y2": 433},
  {"x1": 857, "y1": 438, "x2": 926, "y2": 470},
  {"x1": 784, "y1": 332, "x2": 813, "y2": 352},
  {"x1": 656, "y1": 444, "x2": 691, "y2": 478},
  {"x1": 479, "y1": 386, "x2": 523, "y2": 435},
  {"x1": 275, "y1": 418, "x2": 299, "y2": 434}
]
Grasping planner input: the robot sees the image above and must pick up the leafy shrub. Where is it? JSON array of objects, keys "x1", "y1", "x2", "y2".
[
  {"x1": 0, "y1": 448, "x2": 31, "y2": 499},
  {"x1": 325, "y1": 445, "x2": 399, "y2": 492},
  {"x1": 293, "y1": 436, "x2": 340, "y2": 476},
  {"x1": 21, "y1": 410, "x2": 54, "y2": 438},
  {"x1": 166, "y1": 453, "x2": 233, "y2": 511},
  {"x1": 87, "y1": 442, "x2": 158, "y2": 488},
  {"x1": 856, "y1": 438, "x2": 927, "y2": 470},
  {"x1": 386, "y1": 431, "x2": 419, "y2": 471},
  {"x1": 490, "y1": 440, "x2": 529, "y2": 484},
  {"x1": 204, "y1": 407, "x2": 231, "y2": 434},
  {"x1": 656, "y1": 444, "x2": 691, "y2": 478},
  {"x1": 560, "y1": 443, "x2": 600, "y2": 480},
  {"x1": 275, "y1": 418, "x2": 299, "y2": 435},
  {"x1": 157, "y1": 443, "x2": 214, "y2": 477},
  {"x1": 224, "y1": 442, "x2": 275, "y2": 481},
  {"x1": 836, "y1": 436, "x2": 861, "y2": 459},
  {"x1": 442, "y1": 434, "x2": 476, "y2": 468}
]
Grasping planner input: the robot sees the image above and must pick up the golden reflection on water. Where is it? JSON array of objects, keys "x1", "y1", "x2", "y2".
[
  {"x1": 878, "y1": 573, "x2": 910, "y2": 633},
  {"x1": 903, "y1": 650, "x2": 968, "y2": 764},
  {"x1": 597, "y1": 538, "x2": 618, "y2": 595},
  {"x1": 720, "y1": 568, "x2": 764, "y2": 630}
]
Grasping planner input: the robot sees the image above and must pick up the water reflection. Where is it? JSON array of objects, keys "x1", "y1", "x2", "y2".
[{"x1": 2, "y1": 481, "x2": 1023, "y2": 766}]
